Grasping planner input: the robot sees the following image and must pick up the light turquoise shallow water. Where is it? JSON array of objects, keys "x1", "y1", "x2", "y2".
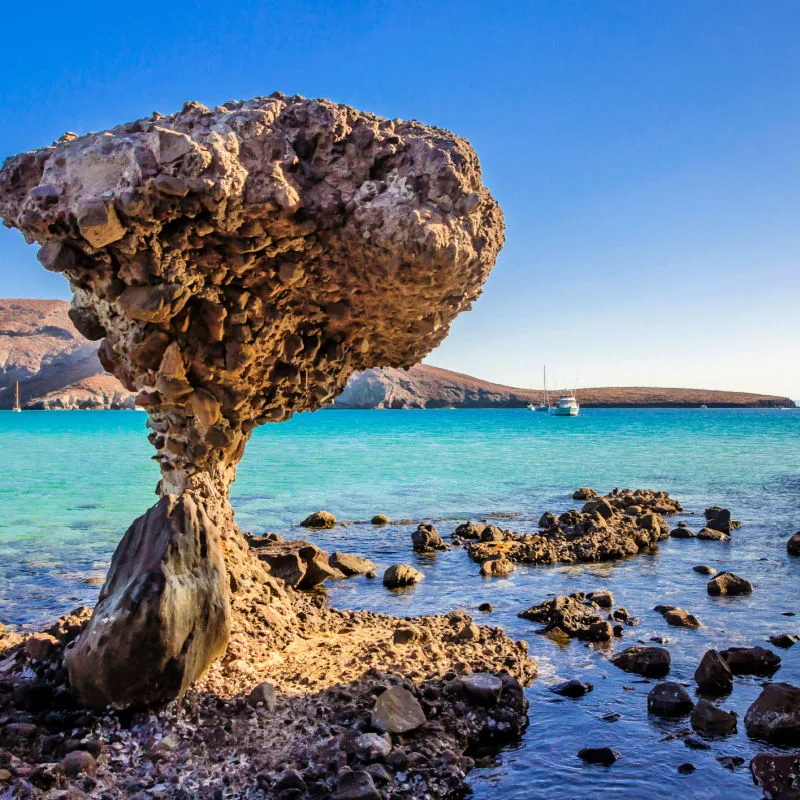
[{"x1": 1, "y1": 407, "x2": 799, "y2": 799}]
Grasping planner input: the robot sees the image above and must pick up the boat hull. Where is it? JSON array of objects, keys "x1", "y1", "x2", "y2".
[{"x1": 549, "y1": 406, "x2": 579, "y2": 416}]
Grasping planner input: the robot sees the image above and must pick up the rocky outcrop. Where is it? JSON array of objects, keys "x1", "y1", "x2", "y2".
[
  {"x1": 466, "y1": 489, "x2": 680, "y2": 569},
  {"x1": 518, "y1": 594, "x2": 616, "y2": 642},
  {"x1": 0, "y1": 94, "x2": 504, "y2": 708},
  {"x1": 332, "y1": 365, "x2": 796, "y2": 408}
]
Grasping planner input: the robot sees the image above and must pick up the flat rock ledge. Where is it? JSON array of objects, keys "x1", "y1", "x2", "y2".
[
  {"x1": 461, "y1": 488, "x2": 681, "y2": 567},
  {"x1": 0, "y1": 594, "x2": 535, "y2": 798}
]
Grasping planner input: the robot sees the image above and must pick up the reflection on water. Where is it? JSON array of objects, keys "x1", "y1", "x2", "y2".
[{"x1": 1, "y1": 407, "x2": 799, "y2": 799}]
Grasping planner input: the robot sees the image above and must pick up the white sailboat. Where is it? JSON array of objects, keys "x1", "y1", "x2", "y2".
[
  {"x1": 529, "y1": 366, "x2": 550, "y2": 412},
  {"x1": 549, "y1": 389, "x2": 580, "y2": 416},
  {"x1": 12, "y1": 382, "x2": 22, "y2": 413}
]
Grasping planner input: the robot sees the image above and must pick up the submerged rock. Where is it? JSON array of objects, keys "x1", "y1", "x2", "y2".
[
  {"x1": 788, "y1": 532, "x2": 800, "y2": 556},
  {"x1": 551, "y1": 679, "x2": 593, "y2": 698},
  {"x1": 578, "y1": 747, "x2": 619, "y2": 766},
  {"x1": 371, "y1": 514, "x2": 390, "y2": 526},
  {"x1": 697, "y1": 528, "x2": 729, "y2": 541},
  {"x1": 769, "y1": 634, "x2": 799, "y2": 649},
  {"x1": 692, "y1": 565, "x2": 715, "y2": 575},
  {"x1": 744, "y1": 682, "x2": 800, "y2": 743}
]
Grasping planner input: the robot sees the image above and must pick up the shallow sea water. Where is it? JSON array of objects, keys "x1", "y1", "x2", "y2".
[{"x1": 1, "y1": 407, "x2": 799, "y2": 799}]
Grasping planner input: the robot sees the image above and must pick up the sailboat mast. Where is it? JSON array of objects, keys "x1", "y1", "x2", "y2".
[
  {"x1": 543, "y1": 366, "x2": 548, "y2": 406},
  {"x1": 16, "y1": 382, "x2": 19, "y2": 407}
]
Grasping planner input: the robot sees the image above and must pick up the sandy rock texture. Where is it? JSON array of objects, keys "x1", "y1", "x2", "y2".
[{"x1": 0, "y1": 93, "x2": 504, "y2": 708}]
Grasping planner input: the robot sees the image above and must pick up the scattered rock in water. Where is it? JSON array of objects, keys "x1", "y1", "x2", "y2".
[
  {"x1": 452, "y1": 521, "x2": 486, "y2": 541},
  {"x1": 693, "y1": 565, "x2": 715, "y2": 575},
  {"x1": 750, "y1": 753, "x2": 800, "y2": 798},
  {"x1": 412, "y1": 523, "x2": 447, "y2": 552},
  {"x1": 587, "y1": 590, "x2": 614, "y2": 608},
  {"x1": 551, "y1": 679, "x2": 593, "y2": 698},
  {"x1": 371, "y1": 514, "x2": 390, "y2": 525},
  {"x1": 744, "y1": 682, "x2": 800, "y2": 743},
  {"x1": 670, "y1": 527, "x2": 695, "y2": 538},
  {"x1": 662, "y1": 608, "x2": 701, "y2": 629},
  {"x1": 462, "y1": 672, "x2": 504, "y2": 705},
  {"x1": 572, "y1": 488, "x2": 597, "y2": 500},
  {"x1": 478, "y1": 602, "x2": 494, "y2": 613},
  {"x1": 787, "y1": 532, "x2": 800, "y2": 556},
  {"x1": 371, "y1": 686, "x2": 427, "y2": 734},
  {"x1": 611, "y1": 646, "x2": 671, "y2": 678},
  {"x1": 382, "y1": 564, "x2": 424, "y2": 589},
  {"x1": 648, "y1": 682, "x2": 695, "y2": 717},
  {"x1": 301, "y1": 511, "x2": 337, "y2": 529},
  {"x1": 718, "y1": 755, "x2": 745, "y2": 770},
  {"x1": 466, "y1": 488, "x2": 681, "y2": 570},
  {"x1": 690, "y1": 699, "x2": 737, "y2": 736},
  {"x1": 578, "y1": 747, "x2": 619, "y2": 766},
  {"x1": 246, "y1": 681, "x2": 277, "y2": 710},
  {"x1": 518, "y1": 595, "x2": 612, "y2": 641},
  {"x1": 683, "y1": 735, "x2": 711, "y2": 750},
  {"x1": 480, "y1": 556, "x2": 515, "y2": 577},
  {"x1": 769, "y1": 633, "x2": 799, "y2": 649},
  {"x1": 697, "y1": 528, "x2": 729, "y2": 541},
  {"x1": 677, "y1": 762, "x2": 696, "y2": 775},
  {"x1": 720, "y1": 646, "x2": 781, "y2": 676},
  {"x1": 707, "y1": 571, "x2": 753, "y2": 596},
  {"x1": 704, "y1": 507, "x2": 735, "y2": 534},
  {"x1": 330, "y1": 552, "x2": 378, "y2": 577},
  {"x1": 694, "y1": 649, "x2": 734, "y2": 696}
]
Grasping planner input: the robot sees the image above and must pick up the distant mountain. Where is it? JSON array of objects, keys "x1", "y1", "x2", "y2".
[
  {"x1": 333, "y1": 365, "x2": 795, "y2": 409},
  {"x1": 1, "y1": 300, "x2": 794, "y2": 410},
  {"x1": 0, "y1": 299, "x2": 134, "y2": 410}
]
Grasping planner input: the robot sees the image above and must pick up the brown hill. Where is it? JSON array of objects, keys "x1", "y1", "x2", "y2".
[
  {"x1": 0, "y1": 299, "x2": 135, "y2": 410},
  {"x1": 1, "y1": 301, "x2": 794, "y2": 410},
  {"x1": 333, "y1": 365, "x2": 795, "y2": 409}
]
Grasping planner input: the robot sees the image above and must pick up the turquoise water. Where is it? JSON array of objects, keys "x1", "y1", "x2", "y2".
[{"x1": 1, "y1": 407, "x2": 799, "y2": 799}]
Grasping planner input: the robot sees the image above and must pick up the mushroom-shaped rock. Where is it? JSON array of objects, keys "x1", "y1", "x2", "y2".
[{"x1": 0, "y1": 94, "x2": 504, "y2": 709}]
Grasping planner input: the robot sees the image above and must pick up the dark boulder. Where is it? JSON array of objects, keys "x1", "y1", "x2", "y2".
[
  {"x1": 551, "y1": 679, "x2": 593, "y2": 698},
  {"x1": 663, "y1": 608, "x2": 701, "y2": 629},
  {"x1": 648, "y1": 682, "x2": 694, "y2": 717},
  {"x1": 750, "y1": 753, "x2": 800, "y2": 799},
  {"x1": 769, "y1": 634, "x2": 798, "y2": 649},
  {"x1": 694, "y1": 649, "x2": 733, "y2": 696},
  {"x1": 704, "y1": 507, "x2": 732, "y2": 534},
  {"x1": 720, "y1": 646, "x2": 781, "y2": 676},
  {"x1": 690, "y1": 699, "x2": 737, "y2": 736},
  {"x1": 611, "y1": 646, "x2": 671, "y2": 678},
  {"x1": 788, "y1": 532, "x2": 800, "y2": 556},
  {"x1": 744, "y1": 682, "x2": 800, "y2": 743}
]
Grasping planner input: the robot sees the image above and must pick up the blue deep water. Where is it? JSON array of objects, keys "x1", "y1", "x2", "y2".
[{"x1": 1, "y1": 407, "x2": 799, "y2": 799}]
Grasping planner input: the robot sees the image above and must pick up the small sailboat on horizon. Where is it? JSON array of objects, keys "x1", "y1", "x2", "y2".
[
  {"x1": 529, "y1": 366, "x2": 550, "y2": 412},
  {"x1": 12, "y1": 382, "x2": 22, "y2": 413}
]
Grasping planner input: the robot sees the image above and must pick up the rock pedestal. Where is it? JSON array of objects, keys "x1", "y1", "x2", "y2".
[{"x1": 0, "y1": 94, "x2": 504, "y2": 708}]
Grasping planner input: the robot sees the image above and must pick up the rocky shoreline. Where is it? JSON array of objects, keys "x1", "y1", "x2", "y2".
[{"x1": 3, "y1": 486, "x2": 800, "y2": 798}]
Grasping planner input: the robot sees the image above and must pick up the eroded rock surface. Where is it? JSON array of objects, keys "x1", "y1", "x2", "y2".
[{"x1": 0, "y1": 94, "x2": 504, "y2": 707}]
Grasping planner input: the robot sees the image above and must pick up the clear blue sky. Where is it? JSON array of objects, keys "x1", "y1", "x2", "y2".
[{"x1": 2, "y1": 1, "x2": 799, "y2": 398}]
